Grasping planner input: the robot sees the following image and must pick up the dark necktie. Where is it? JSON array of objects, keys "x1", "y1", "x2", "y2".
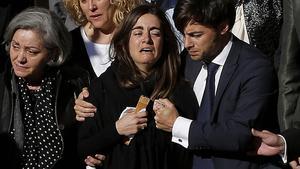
[
  {"x1": 193, "y1": 62, "x2": 219, "y2": 169},
  {"x1": 197, "y1": 62, "x2": 219, "y2": 122}
]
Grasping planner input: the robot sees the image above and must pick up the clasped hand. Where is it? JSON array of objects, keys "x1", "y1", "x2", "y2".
[
  {"x1": 153, "y1": 99, "x2": 179, "y2": 132},
  {"x1": 115, "y1": 108, "x2": 148, "y2": 136}
]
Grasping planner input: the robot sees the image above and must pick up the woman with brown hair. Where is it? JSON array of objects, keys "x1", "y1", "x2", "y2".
[{"x1": 78, "y1": 4, "x2": 198, "y2": 169}]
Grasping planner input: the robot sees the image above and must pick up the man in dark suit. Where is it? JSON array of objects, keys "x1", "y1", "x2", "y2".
[{"x1": 153, "y1": 0, "x2": 279, "y2": 168}]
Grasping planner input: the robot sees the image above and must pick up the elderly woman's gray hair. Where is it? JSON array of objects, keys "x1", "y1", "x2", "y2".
[{"x1": 4, "y1": 7, "x2": 71, "y2": 66}]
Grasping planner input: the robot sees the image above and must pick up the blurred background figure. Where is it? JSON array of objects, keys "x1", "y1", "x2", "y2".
[
  {"x1": 0, "y1": 0, "x2": 34, "y2": 42},
  {"x1": 0, "y1": 0, "x2": 34, "y2": 70},
  {"x1": 49, "y1": 0, "x2": 77, "y2": 31},
  {"x1": 251, "y1": 0, "x2": 300, "y2": 168},
  {"x1": 146, "y1": 0, "x2": 182, "y2": 50},
  {"x1": 232, "y1": 0, "x2": 282, "y2": 62},
  {"x1": 277, "y1": 0, "x2": 300, "y2": 131},
  {"x1": 0, "y1": 7, "x2": 89, "y2": 169}
]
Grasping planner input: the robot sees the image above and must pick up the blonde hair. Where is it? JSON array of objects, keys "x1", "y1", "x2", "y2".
[
  {"x1": 112, "y1": 0, "x2": 145, "y2": 25},
  {"x1": 63, "y1": 0, "x2": 145, "y2": 26}
]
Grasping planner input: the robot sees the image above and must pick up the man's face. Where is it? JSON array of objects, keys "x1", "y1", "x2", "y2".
[{"x1": 183, "y1": 21, "x2": 221, "y2": 62}]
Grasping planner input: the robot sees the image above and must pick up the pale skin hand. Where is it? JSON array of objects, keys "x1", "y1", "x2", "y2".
[
  {"x1": 251, "y1": 128, "x2": 284, "y2": 156},
  {"x1": 153, "y1": 99, "x2": 179, "y2": 132},
  {"x1": 252, "y1": 129, "x2": 300, "y2": 169},
  {"x1": 115, "y1": 109, "x2": 148, "y2": 136},
  {"x1": 289, "y1": 157, "x2": 300, "y2": 169},
  {"x1": 84, "y1": 154, "x2": 106, "y2": 167},
  {"x1": 74, "y1": 87, "x2": 97, "y2": 121}
]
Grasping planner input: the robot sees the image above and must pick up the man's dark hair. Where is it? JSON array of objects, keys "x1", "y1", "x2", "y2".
[{"x1": 173, "y1": 0, "x2": 236, "y2": 33}]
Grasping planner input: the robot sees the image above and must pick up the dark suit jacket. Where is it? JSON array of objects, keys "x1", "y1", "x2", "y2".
[
  {"x1": 282, "y1": 128, "x2": 300, "y2": 162},
  {"x1": 277, "y1": 0, "x2": 300, "y2": 130},
  {"x1": 183, "y1": 36, "x2": 280, "y2": 169}
]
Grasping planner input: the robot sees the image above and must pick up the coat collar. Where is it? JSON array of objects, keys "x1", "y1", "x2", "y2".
[{"x1": 211, "y1": 36, "x2": 242, "y2": 121}]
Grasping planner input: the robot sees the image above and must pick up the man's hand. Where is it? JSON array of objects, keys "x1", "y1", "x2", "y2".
[
  {"x1": 74, "y1": 88, "x2": 97, "y2": 121},
  {"x1": 251, "y1": 128, "x2": 285, "y2": 156},
  {"x1": 84, "y1": 154, "x2": 106, "y2": 167},
  {"x1": 153, "y1": 99, "x2": 179, "y2": 132},
  {"x1": 289, "y1": 157, "x2": 300, "y2": 169}
]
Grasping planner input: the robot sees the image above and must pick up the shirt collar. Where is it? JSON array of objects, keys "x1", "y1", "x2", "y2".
[{"x1": 211, "y1": 36, "x2": 233, "y2": 66}]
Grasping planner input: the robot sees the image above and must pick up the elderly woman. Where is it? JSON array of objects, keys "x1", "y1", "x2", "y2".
[
  {"x1": 78, "y1": 4, "x2": 198, "y2": 169},
  {"x1": 0, "y1": 7, "x2": 89, "y2": 169}
]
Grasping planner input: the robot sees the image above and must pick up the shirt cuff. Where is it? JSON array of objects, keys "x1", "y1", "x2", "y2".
[
  {"x1": 171, "y1": 116, "x2": 193, "y2": 148},
  {"x1": 278, "y1": 134, "x2": 287, "y2": 163}
]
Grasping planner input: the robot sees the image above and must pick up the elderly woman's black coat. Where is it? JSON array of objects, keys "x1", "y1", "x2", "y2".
[{"x1": 0, "y1": 61, "x2": 89, "y2": 169}]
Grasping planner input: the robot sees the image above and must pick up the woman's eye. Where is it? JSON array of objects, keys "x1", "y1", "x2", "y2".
[
  {"x1": 133, "y1": 31, "x2": 143, "y2": 36},
  {"x1": 11, "y1": 43, "x2": 20, "y2": 50},
  {"x1": 150, "y1": 30, "x2": 161, "y2": 36},
  {"x1": 191, "y1": 33, "x2": 202, "y2": 38},
  {"x1": 27, "y1": 49, "x2": 40, "y2": 55}
]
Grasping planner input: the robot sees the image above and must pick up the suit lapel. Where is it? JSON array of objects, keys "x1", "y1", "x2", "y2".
[{"x1": 211, "y1": 37, "x2": 241, "y2": 121}]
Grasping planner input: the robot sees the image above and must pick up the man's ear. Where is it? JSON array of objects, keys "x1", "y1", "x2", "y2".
[{"x1": 218, "y1": 21, "x2": 230, "y2": 35}]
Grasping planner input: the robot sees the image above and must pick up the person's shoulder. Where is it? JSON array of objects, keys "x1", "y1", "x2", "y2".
[
  {"x1": 231, "y1": 37, "x2": 273, "y2": 65},
  {"x1": 90, "y1": 65, "x2": 115, "y2": 86},
  {"x1": 58, "y1": 64, "x2": 90, "y2": 86},
  {"x1": 172, "y1": 79, "x2": 196, "y2": 102},
  {"x1": 69, "y1": 27, "x2": 82, "y2": 43},
  {"x1": 70, "y1": 27, "x2": 81, "y2": 35}
]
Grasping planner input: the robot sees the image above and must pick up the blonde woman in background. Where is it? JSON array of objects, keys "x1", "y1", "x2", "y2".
[
  {"x1": 64, "y1": 0, "x2": 145, "y2": 79},
  {"x1": 63, "y1": 0, "x2": 145, "y2": 167}
]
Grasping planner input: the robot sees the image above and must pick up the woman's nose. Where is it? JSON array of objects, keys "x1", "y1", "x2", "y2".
[
  {"x1": 142, "y1": 32, "x2": 152, "y2": 44},
  {"x1": 88, "y1": 0, "x2": 97, "y2": 11},
  {"x1": 16, "y1": 50, "x2": 27, "y2": 63}
]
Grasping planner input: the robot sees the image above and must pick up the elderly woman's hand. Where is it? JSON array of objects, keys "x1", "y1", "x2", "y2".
[
  {"x1": 115, "y1": 108, "x2": 147, "y2": 136},
  {"x1": 74, "y1": 87, "x2": 97, "y2": 121},
  {"x1": 85, "y1": 154, "x2": 106, "y2": 167}
]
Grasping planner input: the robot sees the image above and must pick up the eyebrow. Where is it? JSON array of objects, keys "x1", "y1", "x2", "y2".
[
  {"x1": 185, "y1": 31, "x2": 203, "y2": 35},
  {"x1": 11, "y1": 40, "x2": 42, "y2": 50},
  {"x1": 132, "y1": 26, "x2": 161, "y2": 31}
]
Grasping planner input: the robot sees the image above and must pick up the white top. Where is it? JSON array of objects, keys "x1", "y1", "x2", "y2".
[
  {"x1": 172, "y1": 38, "x2": 233, "y2": 148},
  {"x1": 165, "y1": 8, "x2": 184, "y2": 51},
  {"x1": 81, "y1": 27, "x2": 111, "y2": 77},
  {"x1": 231, "y1": 4, "x2": 250, "y2": 44}
]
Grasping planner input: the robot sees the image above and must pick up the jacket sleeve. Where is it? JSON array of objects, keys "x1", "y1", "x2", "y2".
[
  {"x1": 281, "y1": 128, "x2": 300, "y2": 162},
  {"x1": 77, "y1": 79, "x2": 123, "y2": 159}
]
